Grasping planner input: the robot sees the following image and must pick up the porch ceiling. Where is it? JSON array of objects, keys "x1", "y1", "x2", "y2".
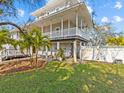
[
  {"x1": 31, "y1": 0, "x2": 81, "y2": 16},
  {"x1": 33, "y1": 3, "x2": 93, "y2": 28}
]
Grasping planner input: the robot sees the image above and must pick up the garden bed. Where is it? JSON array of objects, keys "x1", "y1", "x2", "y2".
[{"x1": 0, "y1": 59, "x2": 46, "y2": 76}]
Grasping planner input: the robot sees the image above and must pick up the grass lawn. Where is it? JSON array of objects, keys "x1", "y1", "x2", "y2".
[{"x1": 0, "y1": 62, "x2": 124, "y2": 93}]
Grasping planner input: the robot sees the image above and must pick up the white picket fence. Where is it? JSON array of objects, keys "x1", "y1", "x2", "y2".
[{"x1": 81, "y1": 46, "x2": 124, "y2": 63}]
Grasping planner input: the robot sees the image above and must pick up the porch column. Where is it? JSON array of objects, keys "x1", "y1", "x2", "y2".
[
  {"x1": 57, "y1": 42, "x2": 60, "y2": 50},
  {"x1": 81, "y1": 18, "x2": 83, "y2": 30},
  {"x1": 61, "y1": 18, "x2": 64, "y2": 37},
  {"x1": 68, "y1": 18, "x2": 70, "y2": 36},
  {"x1": 76, "y1": 12, "x2": 78, "y2": 34},
  {"x1": 50, "y1": 22, "x2": 52, "y2": 38},
  {"x1": 73, "y1": 40, "x2": 77, "y2": 63},
  {"x1": 80, "y1": 42, "x2": 82, "y2": 60}
]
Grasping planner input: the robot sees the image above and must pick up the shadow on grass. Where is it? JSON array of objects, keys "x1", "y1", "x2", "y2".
[
  {"x1": 37, "y1": 62, "x2": 124, "y2": 93},
  {"x1": 0, "y1": 62, "x2": 124, "y2": 93}
]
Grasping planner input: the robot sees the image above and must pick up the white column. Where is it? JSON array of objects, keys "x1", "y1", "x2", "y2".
[
  {"x1": 68, "y1": 18, "x2": 70, "y2": 36},
  {"x1": 50, "y1": 22, "x2": 52, "y2": 38},
  {"x1": 57, "y1": 42, "x2": 60, "y2": 50},
  {"x1": 80, "y1": 42, "x2": 82, "y2": 60},
  {"x1": 76, "y1": 12, "x2": 78, "y2": 35},
  {"x1": 73, "y1": 40, "x2": 77, "y2": 63},
  {"x1": 81, "y1": 18, "x2": 83, "y2": 30},
  {"x1": 61, "y1": 18, "x2": 64, "y2": 37}
]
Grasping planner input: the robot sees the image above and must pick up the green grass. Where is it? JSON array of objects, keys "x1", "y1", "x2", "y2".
[{"x1": 0, "y1": 62, "x2": 124, "y2": 93}]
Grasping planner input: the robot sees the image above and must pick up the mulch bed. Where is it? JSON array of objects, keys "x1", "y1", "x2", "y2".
[{"x1": 0, "y1": 59, "x2": 47, "y2": 76}]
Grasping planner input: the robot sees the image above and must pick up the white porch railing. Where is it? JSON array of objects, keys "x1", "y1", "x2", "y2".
[
  {"x1": 43, "y1": 27, "x2": 89, "y2": 40},
  {"x1": 0, "y1": 49, "x2": 29, "y2": 60}
]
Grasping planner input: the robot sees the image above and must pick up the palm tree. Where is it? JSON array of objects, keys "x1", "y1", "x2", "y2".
[
  {"x1": 41, "y1": 36, "x2": 51, "y2": 62},
  {"x1": 0, "y1": 28, "x2": 13, "y2": 61},
  {"x1": 16, "y1": 32, "x2": 34, "y2": 65},
  {"x1": 28, "y1": 26, "x2": 51, "y2": 65},
  {"x1": 16, "y1": 26, "x2": 51, "y2": 66},
  {"x1": 0, "y1": 29, "x2": 11, "y2": 49},
  {"x1": 56, "y1": 48, "x2": 65, "y2": 61}
]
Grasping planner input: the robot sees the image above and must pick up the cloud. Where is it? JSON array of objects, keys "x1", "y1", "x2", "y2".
[
  {"x1": 101, "y1": 17, "x2": 110, "y2": 23},
  {"x1": 114, "y1": 1, "x2": 123, "y2": 9},
  {"x1": 17, "y1": 9, "x2": 25, "y2": 17},
  {"x1": 113, "y1": 16, "x2": 123, "y2": 22},
  {"x1": 87, "y1": 5, "x2": 93, "y2": 14}
]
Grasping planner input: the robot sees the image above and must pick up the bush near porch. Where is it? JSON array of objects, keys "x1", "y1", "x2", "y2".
[{"x1": 0, "y1": 62, "x2": 124, "y2": 93}]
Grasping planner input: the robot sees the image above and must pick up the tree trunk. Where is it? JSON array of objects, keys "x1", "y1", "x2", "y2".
[
  {"x1": 35, "y1": 49, "x2": 38, "y2": 68},
  {"x1": 45, "y1": 47, "x2": 48, "y2": 62},
  {"x1": 28, "y1": 48, "x2": 33, "y2": 66},
  {"x1": 0, "y1": 22, "x2": 25, "y2": 35},
  {"x1": 92, "y1": 47, "x2": 95, "y2": 60}
]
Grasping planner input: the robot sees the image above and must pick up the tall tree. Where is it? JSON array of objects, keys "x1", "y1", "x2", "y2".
[
  {"x1": 107, "y1": 36, "x2": 124, "y2": 46},
  {"x1": 0, "y1": 28, "x2": 11, "y2": 49},
  {"x1": 0, "y1": 0, "x2": 47, "y2": 34}
]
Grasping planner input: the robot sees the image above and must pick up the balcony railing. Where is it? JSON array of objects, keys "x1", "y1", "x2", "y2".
[{"x1": 43, "y1": 27, "x2": 89, "y2": 40}]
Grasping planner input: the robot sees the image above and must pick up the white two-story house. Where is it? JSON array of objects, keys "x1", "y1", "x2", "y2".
[{"x1": 1, "y1": 0, "x2": 93, "y2": 62}]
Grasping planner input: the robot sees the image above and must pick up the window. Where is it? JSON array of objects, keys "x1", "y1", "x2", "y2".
[{"x1": 55, "y1": 27, "x2": 60, "y2": 31}]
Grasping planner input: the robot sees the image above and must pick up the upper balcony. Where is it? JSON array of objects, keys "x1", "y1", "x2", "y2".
[{"x1": 43, "y1": 27, "x2": 90, "y2": 41}]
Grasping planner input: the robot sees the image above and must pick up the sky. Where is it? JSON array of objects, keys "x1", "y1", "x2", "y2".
[
  {"x1": 86, "y1": 0, "x2": 124, "y2": 32},
  {"x1": 9, "y1": 0, "x2": 124, "y2": 33}
]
